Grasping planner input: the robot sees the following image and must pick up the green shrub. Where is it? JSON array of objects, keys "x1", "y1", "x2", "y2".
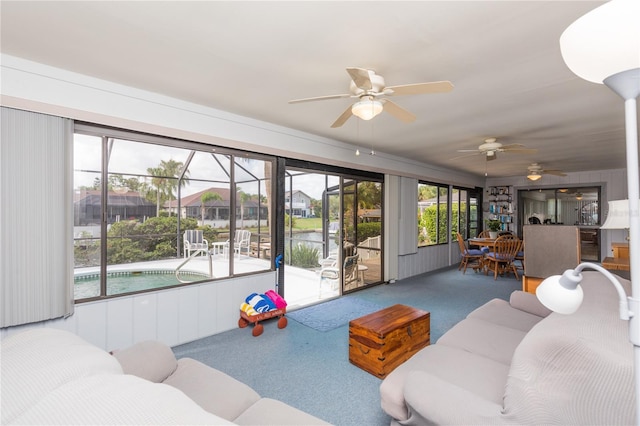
[
  {"x1": 356, "y1": 222, "x2": 381, "y2": 244},
  {"x1": 285, "y1": 243, "x2": 319, "y2": 268}
]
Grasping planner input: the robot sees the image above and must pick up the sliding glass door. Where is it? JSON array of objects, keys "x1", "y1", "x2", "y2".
[{"x1": 283, "y1": 164, "x2": 383, "y2": 308}]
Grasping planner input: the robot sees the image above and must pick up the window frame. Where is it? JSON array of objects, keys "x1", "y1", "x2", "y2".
[{"x1": 73, "y1": 123, "x2": 276, "y2": 302}]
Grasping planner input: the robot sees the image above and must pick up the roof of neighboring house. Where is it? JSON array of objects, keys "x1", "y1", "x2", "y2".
[
  {"x1": 165, "y1": 187, "x2": 264, "y2": 208},
  {"x1": 285, "y1": 190, "x2": 313, "y2": 201},
  {"x1": 74, "y1": 189, "x2": 155, "y2": 207}
]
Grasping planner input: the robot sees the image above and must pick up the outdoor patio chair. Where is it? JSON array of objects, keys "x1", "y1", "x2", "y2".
[
  {"x1": 319, "y1": 254, "x2": 359, "y2": 295},
  {"x1": 183, "y1": 230, "x2": 209, "y2": 258},
  {"x1": 224, "y1": 229, "x2": 251, "y2": 258}
]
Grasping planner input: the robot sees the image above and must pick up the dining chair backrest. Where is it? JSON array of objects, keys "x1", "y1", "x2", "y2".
[
  {"x1": 477, "y1": 230, "x2": 491, "y2": 238},
  {"x1": 492, "y1": 235, "x2": 521, "y2": 261},
  {"x1": 456, "y1": 232, "x2": 469, "y2": 254}
]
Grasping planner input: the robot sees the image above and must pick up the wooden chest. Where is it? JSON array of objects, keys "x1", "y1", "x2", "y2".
[{"x1": 349, "y1": 304, "x2": 430, "y2": 378}]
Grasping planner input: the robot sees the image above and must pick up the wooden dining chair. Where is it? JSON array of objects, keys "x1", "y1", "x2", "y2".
[
  {"x1": 456, "y1": 232, "x2": 484, "y2": 274},
  {"x1": 484, "y1": 235, "x2": 522, "y2": 280}
]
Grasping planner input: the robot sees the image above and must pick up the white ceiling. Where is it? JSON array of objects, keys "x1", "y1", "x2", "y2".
[{"x1": 1, "y1": 1, "x2": 633, "y2": 179}]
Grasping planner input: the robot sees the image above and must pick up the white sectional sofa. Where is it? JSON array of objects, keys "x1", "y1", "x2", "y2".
[
  {"x1": 1, "y1": 328, "x2": 329, "y2": 425},
  {"x1": 380, "y1": 271, "x2": 634, "y2": 425}
]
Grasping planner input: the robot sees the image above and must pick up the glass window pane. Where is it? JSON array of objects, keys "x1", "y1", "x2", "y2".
[
  {"x1": 74, "y1": 128, "x2": 274, "y2": 300},
  {"x1": 233, "y1": 157, "x2": 271, "y2": 275},
  {"x1": 74, "y1": 134, "x2": 102, "y2": 300}
]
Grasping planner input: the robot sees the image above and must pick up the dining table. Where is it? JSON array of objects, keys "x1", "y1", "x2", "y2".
[{"x1": 468, "y1": 237, "x2": 497, "y2": 250}]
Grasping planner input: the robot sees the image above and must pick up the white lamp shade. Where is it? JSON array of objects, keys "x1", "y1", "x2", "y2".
[
  {"x1": 559, "y1": 0, "x2": 640, "y2": 84},
  {"x1": 352, "y1": 99, "x2": 383, "y2": 120},
  {"x1": 536, "y1": 272, "x2": 584, "y2": 314},
  {"x1": 601, "y1": 199, "x2": 631, "y2": 229}
]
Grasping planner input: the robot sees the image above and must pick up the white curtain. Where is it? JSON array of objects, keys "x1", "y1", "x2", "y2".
[{"x1": 1, "y1": 107, "x2": 74, "y2": 328}]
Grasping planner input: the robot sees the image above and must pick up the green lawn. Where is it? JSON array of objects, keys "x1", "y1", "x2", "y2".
[{"x1": 293, "y1": 217, "x2": 322, "y2": 230}]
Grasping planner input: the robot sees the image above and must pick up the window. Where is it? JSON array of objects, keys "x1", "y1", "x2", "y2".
[
  {"x1": 417, "y1": 182, "x2": 449, "y2": 246},
  {"x1": 73, "y1": 125, "x2": 274, "y2": 301}
]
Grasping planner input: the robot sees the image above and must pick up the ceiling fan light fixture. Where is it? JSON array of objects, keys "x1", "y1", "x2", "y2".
[
  {"x1": 352, "y1": 99, "x2": 383, "y2": 121},
  {"x1": 527, "y1": 172, "x2": 542, "y2": 181}
]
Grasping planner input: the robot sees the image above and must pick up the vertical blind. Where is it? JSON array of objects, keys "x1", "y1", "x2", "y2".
[{"x1": 1, "y1": 107, "x2": 74, "y2": 327}]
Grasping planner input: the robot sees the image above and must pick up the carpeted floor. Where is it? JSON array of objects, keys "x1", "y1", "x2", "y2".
[
  {"x1": 287, "y1": 297, "x2": 384, "y2": 332},
  {"x1": 172, "y1": 266, "x2": 521, "y2": 426}
]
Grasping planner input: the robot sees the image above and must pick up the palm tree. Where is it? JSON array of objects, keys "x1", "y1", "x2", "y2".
[
  {"x1": 200, "y1": 191, "x2": 222, "y2": 225},
  {"x1": 146, "y1": 159, "x2": 189, "y2": 217},
  {"x1": 237, "y1": 189, "x2": 252, "y2": 229},
  {"x1": 147, "y1": 166, "x2": 164, "y2": 216},
  {"x1": 161, "y1": 159, "x2": 189, "y2": 216}
]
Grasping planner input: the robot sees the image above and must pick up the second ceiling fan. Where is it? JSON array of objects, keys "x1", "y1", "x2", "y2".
[
  {"x1": 454, "y1": 138, "x2": 537, "y2": 161},
  {"x1": 288, "y1": 67, "x2": 454, "y2": 128},
  {"x1": 526, "y1": 163, "x2": 567, "y2": 181}
]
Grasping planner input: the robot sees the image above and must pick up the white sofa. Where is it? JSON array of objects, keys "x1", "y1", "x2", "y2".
[
  {"x1": 380, "y1": 271, "x2": 634, "y2": 425},
  {"x1": 1, "y1": 328, "x2": 329, "y2": 425}
]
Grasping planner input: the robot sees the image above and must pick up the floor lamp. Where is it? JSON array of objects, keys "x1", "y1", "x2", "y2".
[{"x1": 535, "y1": 0, "x2": 640, "y2": 424}]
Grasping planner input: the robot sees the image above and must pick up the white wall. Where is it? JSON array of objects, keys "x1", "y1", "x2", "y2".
[
  {"x1": 1, "y1": 272, "x2": 273, "y2": 351},
  {"x1": 0, "y1": 54, "x2": 482, "y2": 344}
]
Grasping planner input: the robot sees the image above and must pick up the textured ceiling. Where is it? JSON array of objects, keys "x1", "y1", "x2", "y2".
[{"x1": 1, "y1": 1, "x2": 632, "y2": 178}]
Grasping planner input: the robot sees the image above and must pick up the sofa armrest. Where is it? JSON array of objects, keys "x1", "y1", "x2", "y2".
[
  {"x1": 509, "y1": 290, "x2": 552, "y2": 318},
  {"x1": 112, "y1": 341, "x2": 178, "y2": 383},
  {"x1": 403, "y1": 372, "x2": 504, "y2": 425}
]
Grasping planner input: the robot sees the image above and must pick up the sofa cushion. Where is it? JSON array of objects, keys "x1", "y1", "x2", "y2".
[
  {"x1": 466, "y1": 298, "x2": 545, "y2": 332},
  {"x1": 163, "y1": 357, "x2": 261, "y2": 422},
  {"x1": 10, "y1": 373, "x2": 233, "y2": 425},
  {"x1": 508, "y1": 290, "x2": 552, "y2": 318},
  {"x1": 1, "y1": 328, "x2": 123, "y2": 425},
  {"x1": 234, "y1": 398, "x2": 330, "y2": 425},
  {"x1": 113, "y1": 340, "x2": 178, "y2": 383},
  {"x1": 379, "y1": 344, "x2": 509, "y2": 422},
  {"x1": 502, "y1": 272, "x2": 634, "y2": 425},
  {"x1": 436, "y1": 318, "x2": 527, "y2": 365}
]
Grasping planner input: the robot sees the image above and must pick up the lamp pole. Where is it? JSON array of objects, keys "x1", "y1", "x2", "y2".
[
  {"x1": 558, "y1": 0, "x2": 640, "y2": 422},
  {"x1": 605, "y1": 68, "x2": 640, "y2": 425}
]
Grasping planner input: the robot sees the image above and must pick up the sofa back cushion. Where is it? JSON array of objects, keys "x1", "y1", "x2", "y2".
[
  {"x1": 113, "y1": 340, "x2": 178, "y2": 383},
  {"x1": 1, "y1": 328, "x2": 123, "y2": 424},
  {"x1": 503, "y1": 272, "x2": 634, "y2": 424}
]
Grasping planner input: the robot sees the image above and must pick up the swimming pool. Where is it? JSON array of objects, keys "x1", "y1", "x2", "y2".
[{"x1": 74, "y1": 270, "x2": 209, "y2": 299}]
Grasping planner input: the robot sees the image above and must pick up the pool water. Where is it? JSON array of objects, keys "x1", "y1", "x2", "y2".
[{"x1": 74, "y1": 270, "x2": 208, "y2": 299}]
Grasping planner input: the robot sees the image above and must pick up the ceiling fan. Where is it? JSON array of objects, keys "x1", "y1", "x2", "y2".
[
  {"x1": 526, "y1": 163, "x2": 567, "y2": 181},
  {"x1": 453, "y1": 138, "x2": 537, "y2": 161},
  {"x1": 288, "y1": 67, "x2": 453, "y2": 128}
]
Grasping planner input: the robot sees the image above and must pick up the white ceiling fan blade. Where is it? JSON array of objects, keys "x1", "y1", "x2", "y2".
[
  {"x1": 289, "y1": 93, "x2": 352, "y2": 104},
  {"x1": 456, "y1": 149, "x2": 480, "y2": 153},
  {"x1": 543, "y1": 169, "x2": 567, "y2": 176},
  {"x1": 346, "y1": 67, "x2": 373, "y2": 90},
  {"x1": 382, "y1": 99, "x2": 416, "y2": 123},
  {"x1": 386, "y1": 81, "x2": 454, "y2": 96},
  {"x1": 330, "y1": 105, "x2": 354, "y2": 128}
]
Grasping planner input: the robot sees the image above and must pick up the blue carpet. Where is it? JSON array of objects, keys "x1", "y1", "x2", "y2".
[{"x1": 287, "y1": 297, "x2": 384, "y2": 331}]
